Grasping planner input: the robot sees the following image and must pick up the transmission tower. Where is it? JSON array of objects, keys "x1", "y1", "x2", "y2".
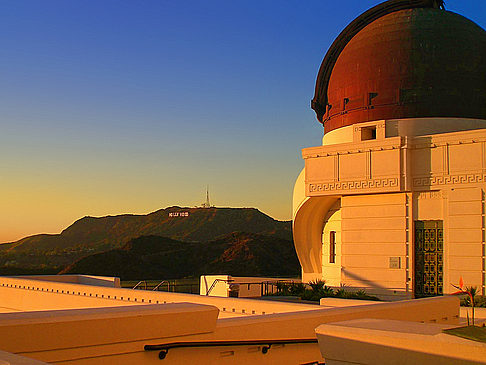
[{"x1": 201, "y1": 185, "x2": 212, "y2": 208}]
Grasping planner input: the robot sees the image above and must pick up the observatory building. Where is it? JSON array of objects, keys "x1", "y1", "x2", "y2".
[{"x1": 293, "y1": 0, "x2": 486, "y2": 300}]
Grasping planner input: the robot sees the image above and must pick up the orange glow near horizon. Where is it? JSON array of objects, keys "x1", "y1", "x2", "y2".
[{"x1": 1, "y1": 180, "x2": 294, "y2": 244}]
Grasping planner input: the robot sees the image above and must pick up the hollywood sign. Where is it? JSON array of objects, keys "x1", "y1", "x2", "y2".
[{"x1": 168, "y1": 212, "x2": 189, "y2": 217}]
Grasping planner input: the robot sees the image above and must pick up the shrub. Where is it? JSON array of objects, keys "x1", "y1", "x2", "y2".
[
  {"x1": 334, "y1": 286, "x2": 347, "y2": 298},
  {"x1": 322, "y1": 285, "x2": 335, "y2": 297},
  {"x1": 461, "y1": 294, "x2": 486, "y2": 308},
  {"x1": 289, "y1": 282, "x2": 306, "y2": 296},
  {"x1": 271, "y1": 280, "x2": 379, "y2": 302},
  {"x1": 275, "y1": 281, "x2": 306, "y2": 296},
  {"x1": 308, "y1": 279, "x2": 326, "y2": 291},
  {"x1": 275, "y1": 281, "x2": 291, "y2": 295}
]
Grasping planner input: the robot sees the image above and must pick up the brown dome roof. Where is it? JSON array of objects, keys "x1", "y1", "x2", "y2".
[{"x1": 312, "y1": 3, "x2": 486, "y2": 134}]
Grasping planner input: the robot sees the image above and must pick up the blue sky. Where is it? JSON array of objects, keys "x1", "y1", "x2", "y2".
[{"x1": 1, "y1": 0, "x2": 485, "y2": 242}]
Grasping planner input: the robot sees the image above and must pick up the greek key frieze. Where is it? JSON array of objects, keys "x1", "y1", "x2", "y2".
[
  {"x1": 308, "y1": 177, "x2": 399, "y2": 193},
  {"x1": 413, "y1": 173, "x2": 486, "y2": 187}
]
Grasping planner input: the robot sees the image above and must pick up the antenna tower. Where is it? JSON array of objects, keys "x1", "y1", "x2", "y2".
[{"x1": 201, "y1": 185, "x2": 212, "y2": 208}]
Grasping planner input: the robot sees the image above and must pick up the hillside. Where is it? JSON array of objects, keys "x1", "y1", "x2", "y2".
[
  {"x1": 60, "y1": 232, "x2": 300, "y2": 280},
  {"x1": 0, "y1": 207, "x2": 292, "y2": 271}
]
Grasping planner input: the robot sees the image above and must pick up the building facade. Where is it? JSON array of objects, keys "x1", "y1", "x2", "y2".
[{"x1": 293, "y1": 0, "x2": 486, "y2": 300}]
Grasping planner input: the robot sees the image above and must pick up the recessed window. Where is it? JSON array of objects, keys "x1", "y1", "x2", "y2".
[
  {"x1": 342, "y1": 97, "x2": 349, "y2": 111},
  {"x1": 368, "y1": 92, "x2": 378, "y2": 106},
  {"x1": 361, "y1": 126, "x2": 377, "y2": 141},
  {"x1": 330, "y1": 231, "x2": 336, "y2": 263}
]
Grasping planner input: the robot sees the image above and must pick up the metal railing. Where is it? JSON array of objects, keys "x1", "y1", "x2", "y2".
[
  {"x1": 205, "y1": 278, "x2": 299, "y2": 297},
  {"x1": 260, "y1": 279, "x2": 299, "y2": 296},
  {"x1": 132, "y1": 280, "x2": 147, "y2": 290},
  {"x1": 127, "y1": 280, "x2": 199, "y2": 294},
  {"x1": 144, "y1": 338, "x2": 319, "y2": 360},
  {"x1": 152, "y1": 280, "x2": 170, "y2": 292},
  {"x1": 205, "y1": 278, "x2": 234, "y2": 296}
]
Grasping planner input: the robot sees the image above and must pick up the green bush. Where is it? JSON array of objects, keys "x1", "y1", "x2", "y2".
[
  {"x1": 289, "y1": 282, "x2": 307, "y2": 296},
  {"x1": 275, "y1": 281, "x2": 291, "y2": 295},
  {"x1": 461, "y1": 294, "x2": 486, "y2": 308},
  {"x1": 275, "y1": 281, "x2": 306, "y2": 296},
  {"x1": 308, "y1": 279, "x2": 326, "y2": 291},
  {"x1": 273, "y1": 280, "x2": 379, "y2": 302}
]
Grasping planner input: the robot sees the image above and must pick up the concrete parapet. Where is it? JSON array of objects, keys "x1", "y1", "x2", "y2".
[
  {"x1": 320, "y1": 298, "x2": 380, "y2": 307},
  {"x1": 0, "y1": 278, "x2": 461, "y2": 364},
  {"x1": 316, "y1": 318, "x2": 486, "y2": 365},
  {"x1": 0, "y1": 350, "x2": 49, "y2": 365},
  {"x1": 13, "y1": 275, "x2": 120, "y2": 287},
  {"x1": 0, "y1": 276, "x2": 319, "y2": 317},
  {"x1": 146, "y1": 296, "x2": 459, "y2": 364},
  {"x1": 0, "y1": 303, "x2": 218, "y2": 356}
]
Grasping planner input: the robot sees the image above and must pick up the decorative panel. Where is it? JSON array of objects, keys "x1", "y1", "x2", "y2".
[{"x1": 414, "y1": 220, "x2": 443, "y2": 297}]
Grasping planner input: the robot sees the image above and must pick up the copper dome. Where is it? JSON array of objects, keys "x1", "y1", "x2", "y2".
[{"x1": 312, "y1": 1, "x2": 486, "y2": 134}]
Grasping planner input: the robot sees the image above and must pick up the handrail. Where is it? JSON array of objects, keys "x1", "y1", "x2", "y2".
[
  {"x1": 152, "y1": 280, "x2": 170, "y2": 292},
  {"x1": 205, "y1": 278, "x2": 234, "y2": 296},
  {"x1": 144, "y1": 338, "x2": 318, "y2": 360},
  {"x1": 132, "y1": 280, "x2": 147, "y2": 290},
  {"x1": 225, "y1": 280, "x2": 296, "y2": 286},
  {"x1": 205, "y1": 278, "x2": 298, "y2": 296}
]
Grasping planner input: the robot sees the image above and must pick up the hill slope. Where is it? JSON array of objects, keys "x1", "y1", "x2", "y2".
[
  {"x1": 60, "y1": 232, "x2": 300, "y2": 280},
  {"x1": 0, "y1": 207, "x2": 292, "y2": 270}
]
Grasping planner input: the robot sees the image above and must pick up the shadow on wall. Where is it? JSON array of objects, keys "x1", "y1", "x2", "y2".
[{"x1": 341, "y1": 268, "x2": 409, "y2": 300}]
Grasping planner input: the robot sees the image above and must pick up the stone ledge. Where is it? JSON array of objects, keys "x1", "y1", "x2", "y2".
[{"x1": 316, "y1": 318, "x2": 486, "y2": 365}]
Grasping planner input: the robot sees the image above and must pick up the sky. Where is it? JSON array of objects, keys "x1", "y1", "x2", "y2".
[{"x1": 1, "y1": 0, "x2": 485, "y2": 243}]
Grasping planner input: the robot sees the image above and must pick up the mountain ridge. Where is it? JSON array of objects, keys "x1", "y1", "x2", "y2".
[
  {"x1": 60, "y1": 231, "x2": 300, "y2": 280},
  {"x1": 0, "y1": 207, "x2": 293, "y2": 271}
]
